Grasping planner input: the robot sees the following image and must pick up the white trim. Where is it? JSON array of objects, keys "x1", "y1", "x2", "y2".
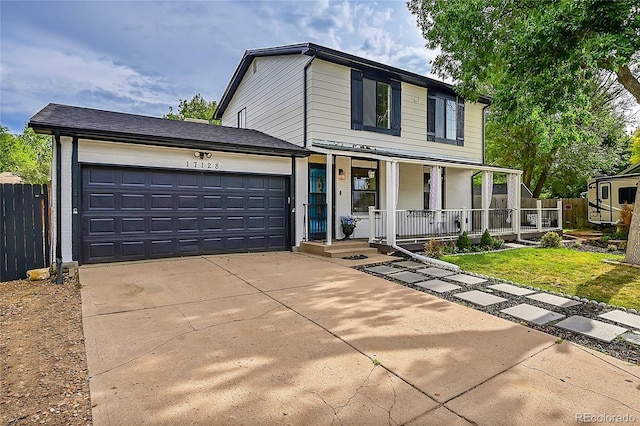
[
  {"x1": 309, "y1": 144, "x2": 522, "y2": 174},
  {"x1": 60, "y1": 137, "x2": 73, "y2": 263}
]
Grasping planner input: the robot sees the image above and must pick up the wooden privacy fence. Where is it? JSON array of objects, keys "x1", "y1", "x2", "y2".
[
  {"x1": 0, "y1": 184, "x2": 50, "y2": 281},
  {"x1": 561, "y1": 198, "x2": 588, "y2": 229}
]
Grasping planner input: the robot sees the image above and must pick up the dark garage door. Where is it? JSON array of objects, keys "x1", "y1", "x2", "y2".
[{"x1": 81, "y1": 166, "x2": 289, "y2": 264}]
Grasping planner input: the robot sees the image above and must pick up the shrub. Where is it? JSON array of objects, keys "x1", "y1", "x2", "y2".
[
  {"x1": 540, "y1": 231, "x2": 562, "y2": 248},
  {"x1": 611, "y1": 230, "x2": 629, "y2": 240},
  {"x1": 607, "y1": 244, "x2": 618, "y2": 252},
  {"x1": 492, "y1": 237, "x2": 505, "y2": 250},
  {"x1": 456, "y1": 231, "x2": 472, "y2": 250},
  {"x1": 424, "y1": 239, "x2": 444, "y2": 259},
  {"x1": 480, "y1": 229, "x2": 494, "y2": 248},
  {"x1": 573, "y1": 240, "x2": 582, "y2": 248}
]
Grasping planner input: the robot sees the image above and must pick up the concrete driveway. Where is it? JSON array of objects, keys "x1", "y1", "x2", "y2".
[{"x1": 80, "y1": 252, "x2": 639, "y2": 425}]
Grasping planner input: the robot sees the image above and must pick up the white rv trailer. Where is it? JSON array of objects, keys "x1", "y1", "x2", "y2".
[{"x1": 587, "y1": 172, "x2": 640, "y2": 226}]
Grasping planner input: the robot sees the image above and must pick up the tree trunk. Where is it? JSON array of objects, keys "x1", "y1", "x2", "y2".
[
  {"x1": 624, "y1": 183, "x2": 640, "y2": 264},
  {"x1": 616, "y1": 65, "x2": 640, "y2": 104}
]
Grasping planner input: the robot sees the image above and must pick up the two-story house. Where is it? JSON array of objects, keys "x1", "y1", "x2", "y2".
[
  {"x1": 214, "y1": 43, "x2": 540, "y2": 250},
  {"x1": 29, "y1": 42, "x2": 559, "y2": 267}
]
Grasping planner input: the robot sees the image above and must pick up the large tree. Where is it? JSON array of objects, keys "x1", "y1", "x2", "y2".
[
  {"x1": 0, "y1": 126, "x2": 52, "y2": 184},
  {"x1": 164, "y1": 93, "x2": 220, "y2": 125},
  {"x1": 408, "y1": 0, "x2": 640, "y2": 262}
]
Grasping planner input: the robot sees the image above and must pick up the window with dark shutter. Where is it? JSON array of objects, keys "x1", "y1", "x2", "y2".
[
  {"x1": 427, "y1": 92, "x2": 464, "y2": 146},
  {"x1": 351, "y1": 70, "x2": 401, "y2": 136}
]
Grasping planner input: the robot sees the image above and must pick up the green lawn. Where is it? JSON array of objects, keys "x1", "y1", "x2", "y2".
[{"x1": 442, "y1": 248, "x2": 640, "y2": 310}]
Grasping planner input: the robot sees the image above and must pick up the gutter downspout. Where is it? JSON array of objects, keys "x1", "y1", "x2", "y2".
[
  {"x1": 482, "y1": 104, "x2": 490, "y2": 164},
  {"x1": 54, "y1": 132, "x2": 63, "y2": 284},
  {"x1": 391, "y1": 243, "x2": 460, "y2": 271},
  {"x1": 302, "y1": 53, "x2": 316, "y2": 148}
]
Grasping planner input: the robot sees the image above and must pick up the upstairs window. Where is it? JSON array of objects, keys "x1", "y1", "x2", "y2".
[
  {"x1": 351, "y1": 70, "x2": 401, "y2": 136},
  {"x1": 237, "y1": 108, "x2": 246, "y2": 128},
  {"x1": 427, "y1": 92, "x2": 465, "y2": 146}
]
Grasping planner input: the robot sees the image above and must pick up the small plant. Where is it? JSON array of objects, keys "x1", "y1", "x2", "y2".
[
  {"x1": 424, "y1": 239, "x2": 444, "y2": 259},
  {"x1": 372, "y1": 358, "x2": 381, "y2": 366},
  {"x1": 540, "y1": 231, "x2": 562, "y2": 248},
  {"x1": 573, "y1": 240, "x2": 582, "y2": 248},
  {"x1": 607, "y1": 244, "x2": 618, "y2": 252},
  {"x1": 442, "y1": 241, "x2": 457, "y2": 255},
  {"x1": 339, "y1": 215, "x2": 360, "y2": 229},
  {"x1": 611, "y1": 230, "x2": 629, "y2": 240},
  {"x1": 457, "y1": 231, "x2": 472, "y2": 250},
  {"x1": 492, "y1": 237, "x2": 505, "y2": 250},
  {"x1": 602, "y1": 235, "x2": 611, "y2": 243},
  {"x1": 480, "y1": 229, "x2": 494, "y2": 248},
  {"x1": 620, "y1": 241, "x2": 627, "y2": 250}
]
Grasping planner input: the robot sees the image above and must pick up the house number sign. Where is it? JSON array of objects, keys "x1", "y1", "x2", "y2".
[{"x1": 185, "y1": 160, "x2": 220, "y2": 169}]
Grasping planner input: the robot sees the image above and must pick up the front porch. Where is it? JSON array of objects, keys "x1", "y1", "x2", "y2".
[{"x1": 368, "y1": 201, "x2": 563, "y2": 245}]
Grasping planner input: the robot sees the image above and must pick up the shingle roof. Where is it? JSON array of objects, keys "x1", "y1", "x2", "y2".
[{"x1": 29, "y1": 103, "x2": 309, "y2": 157}]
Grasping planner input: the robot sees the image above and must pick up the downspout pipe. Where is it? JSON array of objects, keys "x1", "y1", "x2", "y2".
[
  {"x1": 391, "y1": 243, "x2": 461, "y2": 272},
  {"x1": 302, "y1": 52, "x2": 316, "y2": 148},
  {"x1": 54, "y1": 132, "x2": 63, "y2": 284}
]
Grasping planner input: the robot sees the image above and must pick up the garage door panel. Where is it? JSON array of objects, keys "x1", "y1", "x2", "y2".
[
  {"x1": 82, "y1": 166, "x2": 289, "y2": 263},
  {"x1": 122, "y1": 194, "x2": 145, "y2": 209},
  {"x1": 151, "y1": 194, "x2": 173, "y2": 209}
]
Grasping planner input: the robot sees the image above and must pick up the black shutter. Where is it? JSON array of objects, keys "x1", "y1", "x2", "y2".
[
  {"x1": 351, "y1": 70, "x2": 363, "y2": 130},
  {"x1": 456, "y1": 97, "x2": 465, "y2": 146},
  {"x1": 390, "y1": 80, "x2": 401, "y2": 136},
  {"x1": 427, "y1": 95, "x2": 436, "y2": 141}
]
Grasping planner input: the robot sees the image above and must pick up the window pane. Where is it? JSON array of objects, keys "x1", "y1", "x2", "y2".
[
  {"x1": 352, "y1": 192, "x2": 376, "y2": 212},
  {"x1": 352, "y1": 167, "x2": 377, "y2": 190},
  {"x1": 602, "y1": 186, "x2": 609, "y2": 200},
  {"x1": 435, "y1": 97, "x2": 445, "y2": 139},
  {"x1": 446, "y1": 99, "x2": 457, "y2": 140},
  {"x1": 377, "y1": 82, "x2": 391, "y2": 129},
  {"x1": 363, "y1": 78, "x2": 376, "y2": 127},
  {"x1": 423, "y1": 173, "x2": 431, "y2": 209}
]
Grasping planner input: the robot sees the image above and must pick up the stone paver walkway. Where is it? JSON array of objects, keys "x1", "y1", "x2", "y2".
[{"x1": 361, "y1": 258, "x2": 640, "y2": 360}]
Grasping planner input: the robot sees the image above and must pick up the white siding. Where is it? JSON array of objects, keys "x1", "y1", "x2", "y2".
[
  {"x1": 220, "y1": 55, "x2": 309, "y2": 146},
  {"x1": 445, "y1": 168, "x2": 473, "y2": 209},
  {"x1": 307, "y1": 59, "x2": 484, "y2": 163},
  {"x1": 397, "y1": 163, "x2": 424, "y2": 210},
  {"x1": 78, "y1": 140, "x2": 291, "y2": 175},
  {"x1": 60, "y1": 137, "x2": 73, "y2": 263}
]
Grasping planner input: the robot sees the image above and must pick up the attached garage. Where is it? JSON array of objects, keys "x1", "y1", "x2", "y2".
[
  {"x1": 28, "y1": 103, "x2": 309, "y2": 266},
  {"x1": 81, "y1": 166, "x2": 289, "y2": 263}
]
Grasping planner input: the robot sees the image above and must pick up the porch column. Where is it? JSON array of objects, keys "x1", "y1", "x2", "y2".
[
  {"x1": 516, "y1": 173, "x2": 522, "y2": 237},
  {"x1": 385, "y1": 161, "x2": 397, "y2": 246},
  {"x1": 430, "y1": 166, "x2": 442, "y2": 211},
  {"x1": 326, "y1": 154, "x2": 333, "y2": 245},
  {"x1": 482, "y1": 171, "x2": 493, "y2": 231},
  {"x1": 507, "y1": 173, "x2": 518, "y2": 233}
]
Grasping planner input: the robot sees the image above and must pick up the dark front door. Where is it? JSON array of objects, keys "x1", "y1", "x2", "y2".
[
  {"x1": 81, "y1": 165, "x2": 289, "y2": 264},
  {"x1": 308, "y1": 164, "x2": 327, "y2": 240}
]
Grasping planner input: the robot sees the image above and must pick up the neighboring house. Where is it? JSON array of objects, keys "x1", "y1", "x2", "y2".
[
  {"x1": 29, "y1": 42, "x2": 560, "y2": 267},
  {"x1": 214, "y1": 43, "x2": 557, "y2": 247}
]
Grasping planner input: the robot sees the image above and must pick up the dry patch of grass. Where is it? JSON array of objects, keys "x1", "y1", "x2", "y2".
[{"x1": 443, "y1": 248, "x2": 640, "y2": 310}]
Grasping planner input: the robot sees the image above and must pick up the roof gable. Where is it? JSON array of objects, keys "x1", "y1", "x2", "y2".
[
  {"x1": 214, "y1": 42, "x2": 491, "y2": 119},
  {"x1": 29, "y1": 103, "x2": 309, "y2": 157}
]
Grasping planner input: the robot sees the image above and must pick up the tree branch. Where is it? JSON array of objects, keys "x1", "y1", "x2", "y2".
[{"x1": 616, "y1": 65, "x2": 640, "y2": 105}]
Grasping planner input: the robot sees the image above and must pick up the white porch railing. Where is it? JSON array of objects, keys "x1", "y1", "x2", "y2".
[{"x1": 368, "y1": 200, "x2": 562, "y2": 244}]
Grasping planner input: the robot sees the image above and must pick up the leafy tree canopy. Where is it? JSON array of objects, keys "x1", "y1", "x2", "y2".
[
  {"x1": 0, "y1": 126, "x2": 52, "y2": 184},
  {"x1": 164, "y1": 93, "x2": 220, "y2": 125}
]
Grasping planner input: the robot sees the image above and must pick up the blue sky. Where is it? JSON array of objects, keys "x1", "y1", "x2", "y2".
[{"x1": 0, "y1": 0, "x2": 437, "y2": 134}]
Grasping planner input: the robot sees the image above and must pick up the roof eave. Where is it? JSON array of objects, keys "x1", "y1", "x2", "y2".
[{"x1": 28, "y1": 122, "x2": 310, "y2": 158}]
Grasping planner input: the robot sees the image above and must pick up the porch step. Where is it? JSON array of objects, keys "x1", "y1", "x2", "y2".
[{"x1": 300, "y1": 240, "x2": 379, "y2": 258}]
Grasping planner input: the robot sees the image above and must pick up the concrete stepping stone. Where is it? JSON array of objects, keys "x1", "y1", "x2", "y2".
[
  {"x1": 526, "y1": 293, "x2": 582, "y2": 308},
  {"x1": 621, "y1": 332, "x2": 640, "y2": 345},
  {"x1": 415, "y1": 279, "x2": 462, "y2": 294},
  {"x1": 500, "y1": 303, "x2": 565, "y2": 325},
  {"x1": 447, "y1": 274, "x2": 487, "y2": 285},
  {"x1": 394, "y1": 260, "x2": 425, "y2": 269},
  {"x1": 598, "y1": 310, "x2": 640, "y2": 330},
  {"x1": 416, "y1": 267, "x2": 455, "y2": 278},
  {"x1": 488, "y1": 283, "x2": 535, "y2": 296},
  {"x1": 555, "y1": 315, "x2": 628, "y2": 343},
  {"x1": 387, "y1": 271, "x2": 428, "y2": 284},
  {"x1": 365, "y1": 265, "x2": 401, "y2": 275},
  {"x1": 454, "y1": 290, "x2": 507, "y2": 307}
]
